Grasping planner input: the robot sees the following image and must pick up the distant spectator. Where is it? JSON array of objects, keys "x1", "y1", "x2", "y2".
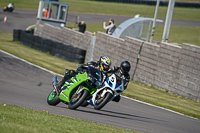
[
  {"x1": 78, "y1": 21, "x2": 86, "y2": 33},
  {"x1": 44, "y1": 6, "x2": 51, "y2": 18},
  {"x1": 106, "y1": 18, "x2": 112, "y2": 33},
  {"x1": 103, "y1": 18, "x2": 116, "y2": 35}
]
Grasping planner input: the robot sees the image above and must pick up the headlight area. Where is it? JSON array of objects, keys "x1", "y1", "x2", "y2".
[{"x1": 95, "y1": 81, "x2": 102, "y2": 88}]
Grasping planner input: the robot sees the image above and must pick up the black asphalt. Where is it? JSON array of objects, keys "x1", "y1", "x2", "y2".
[
  {"x1": 0, "y1": 8, "x2": 200, "y2": 32},
  {"x1": 0, "y1": 50, "x2": 200, "y2": 133}
]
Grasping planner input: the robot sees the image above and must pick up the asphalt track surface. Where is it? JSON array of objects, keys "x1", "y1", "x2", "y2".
[
  {"x1": 0, "y1": 8, "x2": 200, "y2": 133},
  {"x1": 1, "y1": 51, "x2": 200, "y2": 133},
  {"x1": 0, "y1": 8, "x2": 200, "y2": 32}
]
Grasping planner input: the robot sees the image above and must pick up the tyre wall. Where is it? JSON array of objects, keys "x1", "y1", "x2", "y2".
[
  {"x1": 33, "y1": 23, "x2": 200, "y2": 101},
  {"x1": 13, "y1": 29, "x2": 86, "y2": 64},
  {"x1": 34, "y1": 24, "x2": 92, "y2": 63}
]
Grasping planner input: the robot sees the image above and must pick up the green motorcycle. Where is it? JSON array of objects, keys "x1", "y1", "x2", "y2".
[{"x1": 47, "y1": 66, "x2": 102, "y2": 110}]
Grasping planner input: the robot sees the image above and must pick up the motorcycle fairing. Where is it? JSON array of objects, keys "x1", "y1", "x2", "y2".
[{"x1": 59, "y1": 72, "x2": 88, "y2": 102}]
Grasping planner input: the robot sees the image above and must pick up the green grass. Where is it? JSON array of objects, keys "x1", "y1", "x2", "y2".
[
  {"x1": 0, "y1": 103, "x2": 137, "y2": 133},
  {"x1": 154, "y1": 25, "x2": 200, "y2": 46},
  {"x1": 122, "y1": 82, "x2": 200, "y2": 119},
  {"x1": 67, "y1": 23, "x2": 200, "y2": 46},
  {"x1": 0, "y1": 32, "x2": 78, "y2": 74},
  {"x1": 0, "y1": 31, "x2": 200, "y2": 120},
  {"x1": 1, "y1": 0, "x2": 200, "y2": 20}
]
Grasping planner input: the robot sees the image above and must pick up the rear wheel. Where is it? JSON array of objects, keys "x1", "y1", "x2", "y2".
[
  {"x1": 68, "y1": 86, "x2": 90, "y2": 110},
  {"x1": 94, "y1": 92, "x2": 113, "y2": 110},
  {"x1": 47, "y1": 89, "x2": 60, "y2": 106}
]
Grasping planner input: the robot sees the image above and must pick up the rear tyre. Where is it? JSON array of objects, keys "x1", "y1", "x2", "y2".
[
  {"x1": 68, "y1": 87, "x2": 90, "y2": 110},
  {"x1": 94, "y1": 92, "x2": 113, "y2": 110},
  {"x1": 47, "y1": 89, "x2": 60, "y2": 106}
]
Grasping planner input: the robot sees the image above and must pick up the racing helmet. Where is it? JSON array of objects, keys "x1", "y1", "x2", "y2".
[
  {"x1": 99, "y1": 56, "x2": 111, "y2": 72},
  {"x1": 120, "y1": 61, "x2": 131, "y2": 74}
]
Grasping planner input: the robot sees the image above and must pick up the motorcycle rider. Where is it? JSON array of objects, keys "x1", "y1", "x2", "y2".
[
  {"x1": 4, "y1": 3, "x2": 14, "y2": 12},
  {"x1": 55, "y1": 56, "x2": 112, "y2": 94},
  {"x1": 109, "y1": 61, "x2": 131, "y2": 102},
  {"x1": 7, "y1": 3, "x2": 14, "y2": 8}
]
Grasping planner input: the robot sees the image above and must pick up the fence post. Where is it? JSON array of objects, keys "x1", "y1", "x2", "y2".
[
  {"x1": 162, "y1": 0, "x2": 175, "y2": 42},
  {"x1": 88, "y1": 33, "x2": 96, "y2": 62}
]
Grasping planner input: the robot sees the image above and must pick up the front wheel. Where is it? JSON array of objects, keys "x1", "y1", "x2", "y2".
[
  {"x1": 81, "y1": 100, "x2": 89, "y2": 107},
  {"x1": 94, "y1": 92, "x2": 113, "y2": 110},
  {"x1": 47, "y1": 89, "x2": 60, "y2": 106},
  {"x1": 68, "y1": 87, "x2": 90, "y2": 110}
]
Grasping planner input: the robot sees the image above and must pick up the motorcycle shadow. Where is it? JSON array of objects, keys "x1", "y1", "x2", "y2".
[
  {"x1": 75, "y1": 106, "x2": 165, "y2": 123},
  {"x1": 54, "y1": 103, "x2": 165, "y2": 123}
]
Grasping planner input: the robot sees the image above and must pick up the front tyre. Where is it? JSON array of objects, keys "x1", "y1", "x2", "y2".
[
  {"x1": 94, "y1": 92, "x2": 113, "y2": 110},
  {"x1": 47, "y1": 89, "x2": 60, "y2": 106},
  {"x1": 68, "y1": 87, "x2": 90, "y2": 110},
  {"x1": 81, "y1": 100, "x2": 89, "y2": 107}
]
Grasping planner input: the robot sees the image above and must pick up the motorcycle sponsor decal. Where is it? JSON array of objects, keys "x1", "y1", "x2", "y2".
[
  {"x1": 62, "y1": 86, "x2": 68, "y2": 90},
  {"x1": 61, "y1": 92, "x2": 68, "y2": 99},
  {"x1": 73, "y1": 79, "x2": 77, "y2": 83},
  {"x1": 65, "y1": 82, "x2": 74, "y2": 87},
  {"x1": 110, "y1": 76, "x2": 115, "y2": 83},
  {"x1": 66, "y1": 79, "x2": 74, "y2": 84}
]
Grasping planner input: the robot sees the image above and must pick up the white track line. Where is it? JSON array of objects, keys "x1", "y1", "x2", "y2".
[
  {"x1": 26, "y1": 25, "x2": 35, "y2": 31},
  {"x1": 122, "y1": 95, "x2": 198, "y2": 120},
  {"x1": 0, "y1": 49, "x2": 198, "y2": 120},
  {"x1": 0, "y1": 49, "x2": 63, "y2": 77}
]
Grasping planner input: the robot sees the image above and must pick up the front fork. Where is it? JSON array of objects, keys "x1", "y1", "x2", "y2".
[
  {"x1": 76, "y1": 86, "x2": 84, "y2": 94},
  {"x1": 101, "y1": 88, "x2": 113, "y2": 97},
  {"x1": 91, "y1": 88, "x2": 113, "y2": 104},
  {"x1": 52, "y1": 76, "x2": 59, "y2": 95}
]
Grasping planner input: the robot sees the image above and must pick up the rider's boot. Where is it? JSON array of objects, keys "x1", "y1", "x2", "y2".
[
  {"x1": 55, "y1": 78, "x2": 65, "y2": 95},
  {"x1": 55, "y1": 69, "x2": 73, "y2": 95}
]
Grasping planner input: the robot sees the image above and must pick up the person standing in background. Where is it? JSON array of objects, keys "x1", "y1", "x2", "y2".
[
  {"x1": 103, "y1": 18, "x2": 116, "y2": 35},
  {"x1": 78, "y1": 21, "x2": 86, "y2": 33},
  {"x1": 106, "y1": 18, "x2": 112, "y2": 33}
]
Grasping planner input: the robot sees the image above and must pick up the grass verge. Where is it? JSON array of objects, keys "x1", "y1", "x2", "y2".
[
  {"x1": 0, "y1": 31, "x2": 200, "y2": 120},
  {"x1": 0, "y1": 103, "x2": 137, "y2": 133},
  {"x1": 1, "y1": 0, "x2": 200, "y2": 20}
]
